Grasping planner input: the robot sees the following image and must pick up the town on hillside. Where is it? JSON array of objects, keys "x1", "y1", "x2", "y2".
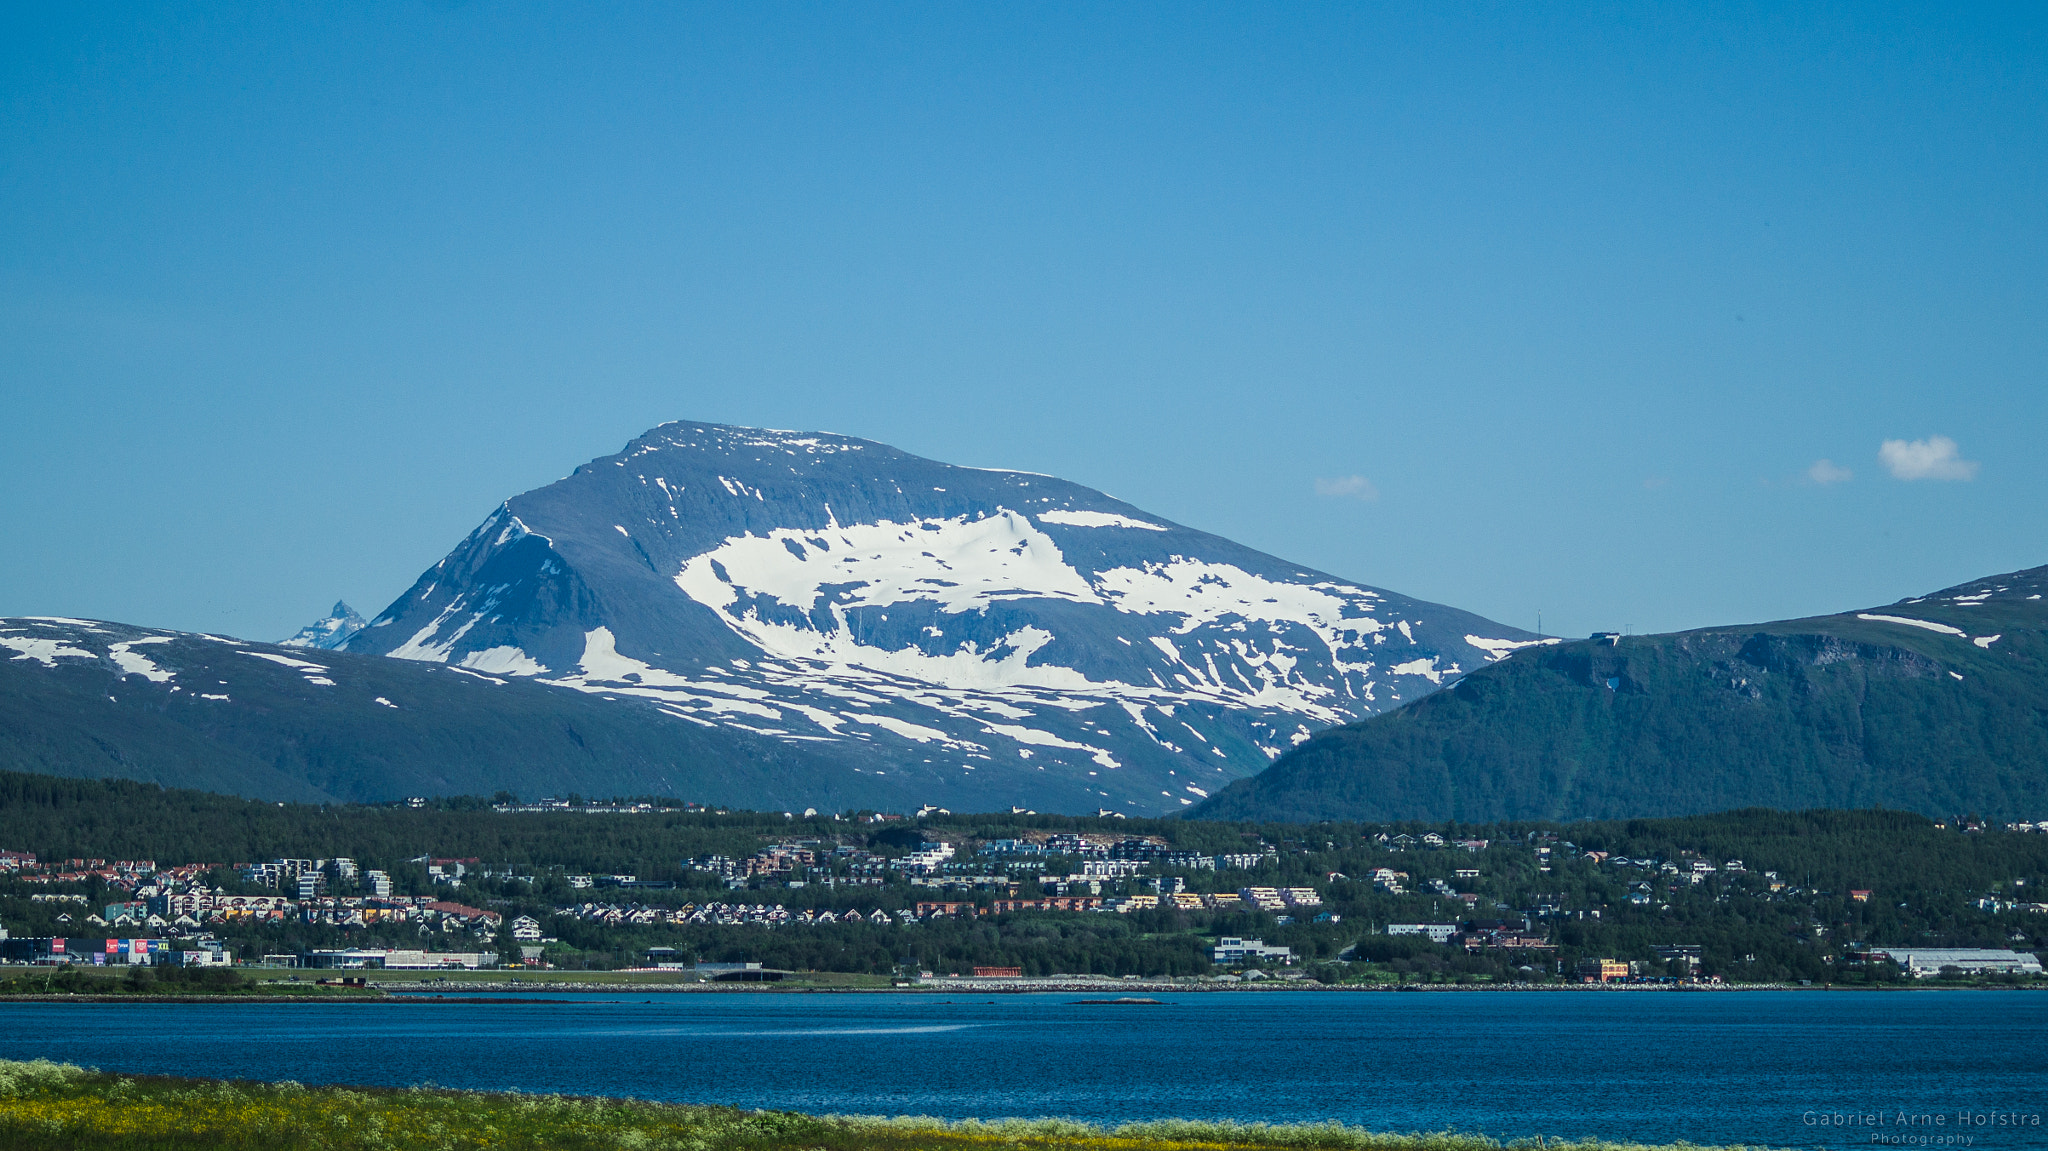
[{"x1": 3, "y1": 806, "x2": 2044, "y2": 985}]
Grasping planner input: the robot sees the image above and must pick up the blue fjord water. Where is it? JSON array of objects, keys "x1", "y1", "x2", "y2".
[{"x1": 0, "y1": 990, "x2": 2041, "y2": 1148}]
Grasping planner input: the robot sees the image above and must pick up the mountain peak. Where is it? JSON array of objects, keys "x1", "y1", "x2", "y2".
[
  {"x1": 281, "y1": 602, "x2": 368, "y2": 650},
  {"x1": 342, "y1": 419, "x2": 1533, "y2": 815}
]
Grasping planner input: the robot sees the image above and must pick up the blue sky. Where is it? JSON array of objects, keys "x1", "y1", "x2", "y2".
[{"x1": 3, "y1": 3, "x2": 2043, "y2": 642}]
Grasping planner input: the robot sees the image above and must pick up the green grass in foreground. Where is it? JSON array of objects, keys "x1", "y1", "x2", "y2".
[{"x1": 0, "y1": 1059, "x2": 1764, "y2": 1151}]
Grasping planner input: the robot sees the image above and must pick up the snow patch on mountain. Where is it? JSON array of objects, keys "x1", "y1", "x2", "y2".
[
  {"x1": 668, "y1": 510, "x2": 1464, "y2": 722},
  {"x1": 388, "y1": 604, "x2": 487, "y2": 661},
  {"x1": 983, "y1": 723, "x2": 1121, "y2": 769},
  {"x1": 243, "y1": 651, "x2": 328, "y2": 672},
  {"x1": 1463, "y1": 634, "x2": 1558, "y2": 659},
  {"x1": 677, "y1": 510, "x2": 1100, "y2": 616},
  {"x1": 547, "y1": 627, "x2": 787, "y2": 722},
  {"x1": 1386, "y1": 657, "x2": 1447, "y2": 684},
  {"x1": 459, "y1": 646, "x2": 547, "y2": 676},
  {"x1": 1857, "y1": 614, "x2": 1968, "y2": 637},
  {"x1": 108, "y1": 637, "x2": 176, "y2": 682},
  {"x1": 1038, "y1": 509, "x2": 1168, "y2": 531},
  {"x1": 0, "y1": 634, "x2": 97, "y2": 666},
  {"x1": 241, "y1": 649, "x2": 337, "y2": 686}
]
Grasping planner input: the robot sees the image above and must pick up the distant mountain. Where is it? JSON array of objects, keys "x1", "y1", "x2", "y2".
[
  {"x1": 1188, "y1": 565, "x2": 2048, "y2": 823},
  {"x1": 339, "y1": 420, "x2": 1537, "y2": 815},
  {"x1": 281, "y1": 601, "x2": 367, "y2": 650}
]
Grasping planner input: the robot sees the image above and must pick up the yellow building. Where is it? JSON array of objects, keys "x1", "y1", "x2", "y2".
[{"x1": 1576, "y1": 958, "x2": 1629, "y2": 982}]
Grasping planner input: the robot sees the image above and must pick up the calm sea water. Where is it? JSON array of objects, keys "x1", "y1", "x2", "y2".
[{"x1": 1, "y1": 990, "x2": 2041, "y2": 1148}]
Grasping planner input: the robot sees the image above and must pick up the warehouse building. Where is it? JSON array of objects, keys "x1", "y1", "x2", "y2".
[{"x1": 1858, "y1": 948, "x2": 2044, "y2": 979}]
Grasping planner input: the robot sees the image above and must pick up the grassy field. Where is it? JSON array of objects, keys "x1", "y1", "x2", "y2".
[
  {"x1": 0, "y1": 1059, "x2": 1764, "y2": 1151},
  {"x1": 0, "y1": 966, "x2": 378, "y2": 998}
]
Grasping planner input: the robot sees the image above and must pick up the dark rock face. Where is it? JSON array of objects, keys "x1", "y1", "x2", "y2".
[{"x1": 344, "y1": 421, "x2": 1534, "y2": 815}]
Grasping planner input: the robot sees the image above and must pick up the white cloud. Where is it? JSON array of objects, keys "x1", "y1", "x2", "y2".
[
  {"x1": 1314, "y1": 475, "x2": 1379, "y2": 501},
  {"x1": 1807, "y1": 459, "x2": 1853, "y2": 485},
  {"x1": 1879, "y1": 436, "x2": 1978, "y2": 481}
]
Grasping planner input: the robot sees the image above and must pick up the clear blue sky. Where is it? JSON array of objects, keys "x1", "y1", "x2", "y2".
[{"x1": 4, "y1": 4, "x2": 2044, "y2": 643}]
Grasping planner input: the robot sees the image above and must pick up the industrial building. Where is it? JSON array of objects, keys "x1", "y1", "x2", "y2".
[{"x1": 1856, "y1": 948, "x2": 2044, "y2": 979}]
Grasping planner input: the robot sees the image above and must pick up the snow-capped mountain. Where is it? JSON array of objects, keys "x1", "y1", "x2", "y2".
[
  {"x1": 343, "y1": 421, "x2": 1539, "y2": 815},
  {"x1": 281, "y1": 601, "x2": 368, "y2": 650}
]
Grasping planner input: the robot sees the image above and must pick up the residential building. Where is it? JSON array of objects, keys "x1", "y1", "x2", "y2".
[
  {"x1": 1652, "y1": 944, "x2": 1703, "y2": 972},
  {"x1": 1041, "y1": 878, "x2": 1102, "y2": 896},
  {"x1": 894, "y1": 842, "x2": 956, "y2": 873},
  {"x1": 1238, "y1": 887, "x2": 1287, "y2": 911},
  {"x1": 1386, "y1": 923, "x2": 1459, "y2": 943},
  {"x1": 1575, "y1": 958, "x2": 1630, "y2": 982},
  {"x1": 1212, "y1": 936, "x2": 1294, "y2": 965},
  {"x1": 988, "y1": 896, "x2": 1103, "y2": 913}
]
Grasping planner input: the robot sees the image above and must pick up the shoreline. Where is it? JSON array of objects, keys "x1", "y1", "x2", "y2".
[
  {"x1": 0, "y1": 979, "x2": 2035, "y2": 1001},
  {"x1": 369, "y1": 975, "x2": 2042, "y2": 994}
]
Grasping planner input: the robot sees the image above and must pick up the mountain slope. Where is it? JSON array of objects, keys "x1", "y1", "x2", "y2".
[
  {"x1": 1188, "y1": 566, "x2": 2048, "y2": 823},
  {"x1": 341, "y1": 420, "x2": 1537, "y2": 815},
  {"x1": 0, "y1": 616, "x2": 932, "y2": 810}
]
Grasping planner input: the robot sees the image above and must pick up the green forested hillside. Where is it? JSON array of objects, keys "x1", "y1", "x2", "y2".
[
  {"x1": 0, "y1": 770, "x2": 833, "y2": 876},
  {"x1": 1190, "y1": 565, "x2": 2048, "y2": 823}
]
